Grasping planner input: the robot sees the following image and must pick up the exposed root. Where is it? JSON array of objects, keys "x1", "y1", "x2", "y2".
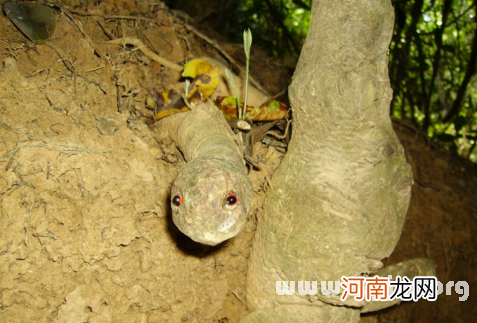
[{"x1": 108, "y1": 38, "x2": 183, "y2": 72}]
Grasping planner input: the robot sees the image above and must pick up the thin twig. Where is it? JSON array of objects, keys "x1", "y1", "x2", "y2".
[
  {"x1": 46, "y1": 42, "x2": 106, "y2": 93},
  {"x1": 264, "y1": 119, "x2": 292, "y2": 140},
  {"x1": 230, "y1": 290, "x2": 245, "y2": 305},
  {"x1": 69, "y1": 9, "x2": 163, "y2": 26},
  {"x1": 97, "y1": 20, "x2": 116, "y2": 40},
  {"x1": 24, "y1": 201, "x2": 34, "y2": 246}
]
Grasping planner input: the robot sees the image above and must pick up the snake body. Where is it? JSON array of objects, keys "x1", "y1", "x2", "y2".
[{"x1": 158, "y1": 100, "x2": 253, "y2": 246}]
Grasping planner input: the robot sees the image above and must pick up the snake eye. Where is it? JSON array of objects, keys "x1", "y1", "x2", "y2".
[
  {"x1": 172, "y1": 195, "x2": 183, "y2": 206},
  {"x1": 226, "y1": 194, "x2": 237, "y2": 206}
]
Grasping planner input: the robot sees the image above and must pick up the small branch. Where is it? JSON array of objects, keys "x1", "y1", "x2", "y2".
[
  {"x1": 108, "y1": 37, "x2": 183, "y2": 72},
  {"x1": 230, "y1": 290, "x2": 245, "y2": 305},
  {"x1": 390, "y1": 0, "x2": 424, "y2": 117},
  {"x1": 423, "y1": 0, "x2": 453, "y2": 130},
  {"x1": 415, "y1": 34, "x2": 428, "y2": 104},
  {"x1": 104, "y1": 16, "x2": 160, "y2": 23},
  {"x1": 68, "y1": 9, "x2": 164, "y2": 26},
  {"x1": 264, "y1": 0, "x2": 300, "y2": 54},
  {"x1": 97, "y1": 20, "x2": 116, "y2": 40},
  {"x1": 264, "y1": 119, "x2": 292, "y2": 140},
  {"x1": 443, "y1": 6, "x2": 477, "y2": 122}
]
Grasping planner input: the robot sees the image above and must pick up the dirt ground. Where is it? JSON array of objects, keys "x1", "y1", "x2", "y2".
[{"x1": 0, "y1": 1, "x2": 475, "y2": 323}]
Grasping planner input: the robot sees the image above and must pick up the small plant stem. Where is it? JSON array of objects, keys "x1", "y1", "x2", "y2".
[
  {"x1": 243, "y1": 60, "x2": 249, "y2": 120},
  {"x1": 183, "y1": 79, "x2": 192, "y2": 109},
  {"x1": 242, "y1": 29, "x2": 252, "y2": 120},
  {"x1": 225, "y1": 68, "x2": 241, "y2": 119}
]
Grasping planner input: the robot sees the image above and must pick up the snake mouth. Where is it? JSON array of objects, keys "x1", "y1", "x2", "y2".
[
  {"x1": 172, "y1": 204, "x2": 246, "y2": 246},
  {"x1": 173, "y1": 216, "x2": 245, "y2": 246}
]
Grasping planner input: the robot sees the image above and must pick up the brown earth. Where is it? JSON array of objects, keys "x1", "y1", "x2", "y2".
[{"x1": 0, "y1": 1, "x2": 475, "y2": 322}]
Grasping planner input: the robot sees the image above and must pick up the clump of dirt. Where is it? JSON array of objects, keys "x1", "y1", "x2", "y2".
[{"x1": 0, "y1": 1, "x2": 475, "y2": 323}]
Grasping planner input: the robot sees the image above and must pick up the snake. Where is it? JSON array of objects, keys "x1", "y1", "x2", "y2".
[{"x1": 158, "y1": 100, "x2": 253, "y2": 246}]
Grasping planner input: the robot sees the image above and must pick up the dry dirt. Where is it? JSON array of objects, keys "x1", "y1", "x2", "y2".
[{"x1": 0, "y1": 1, "x2": 475, "y2": 323}]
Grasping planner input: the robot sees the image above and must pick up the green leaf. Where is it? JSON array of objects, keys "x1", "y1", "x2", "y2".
[{"x1": 243, "y1": 28, "x2": 252, "y2": 59}]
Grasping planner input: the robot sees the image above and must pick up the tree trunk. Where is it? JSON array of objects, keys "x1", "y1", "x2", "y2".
[{"x1": 240, "y1": 0, "x2": 422, "y2": 321}]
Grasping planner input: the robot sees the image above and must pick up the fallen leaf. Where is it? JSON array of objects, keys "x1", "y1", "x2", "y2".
[
  {"x1": 187, "y1": 67, "x2": 220, "y2": 101},
  {"x1": 214, "y1": 96, "x2": 289, "y2": 121},
  {"x1": 2, "y1": 1, "x2": 56, "y2": 44},
  {"x1": 154, "y1": 107, "x2": 189, "y2": 121},
  {"x1": 182, "y1": 59, "x2": 213, "y2": 78}
]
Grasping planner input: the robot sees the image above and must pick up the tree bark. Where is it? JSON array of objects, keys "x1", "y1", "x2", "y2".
[{"x1": 241, "y1": 0, "x2": 415, "y2": 321}]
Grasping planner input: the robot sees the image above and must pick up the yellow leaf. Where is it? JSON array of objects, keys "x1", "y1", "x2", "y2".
[
  {"x1": 182, "y1": 59, "x2": 212, "y2": 78},
  {"x1": 154, "y1": 107, "x2": 189, "y2": 121},
  {"x1": 146, "y1": 93, "x2": 157, "y2": 109},
  {"x1": 214, "y1": 96, "x2": 246, "y2": 119},
  {"x1": 187, "y1": 67, "x2": 220, "y2": 100}
]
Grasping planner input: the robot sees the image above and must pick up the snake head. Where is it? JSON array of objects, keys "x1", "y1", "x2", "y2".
[{"x1": 170, "y1": 156, "x2": 253, "y2": 246}]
